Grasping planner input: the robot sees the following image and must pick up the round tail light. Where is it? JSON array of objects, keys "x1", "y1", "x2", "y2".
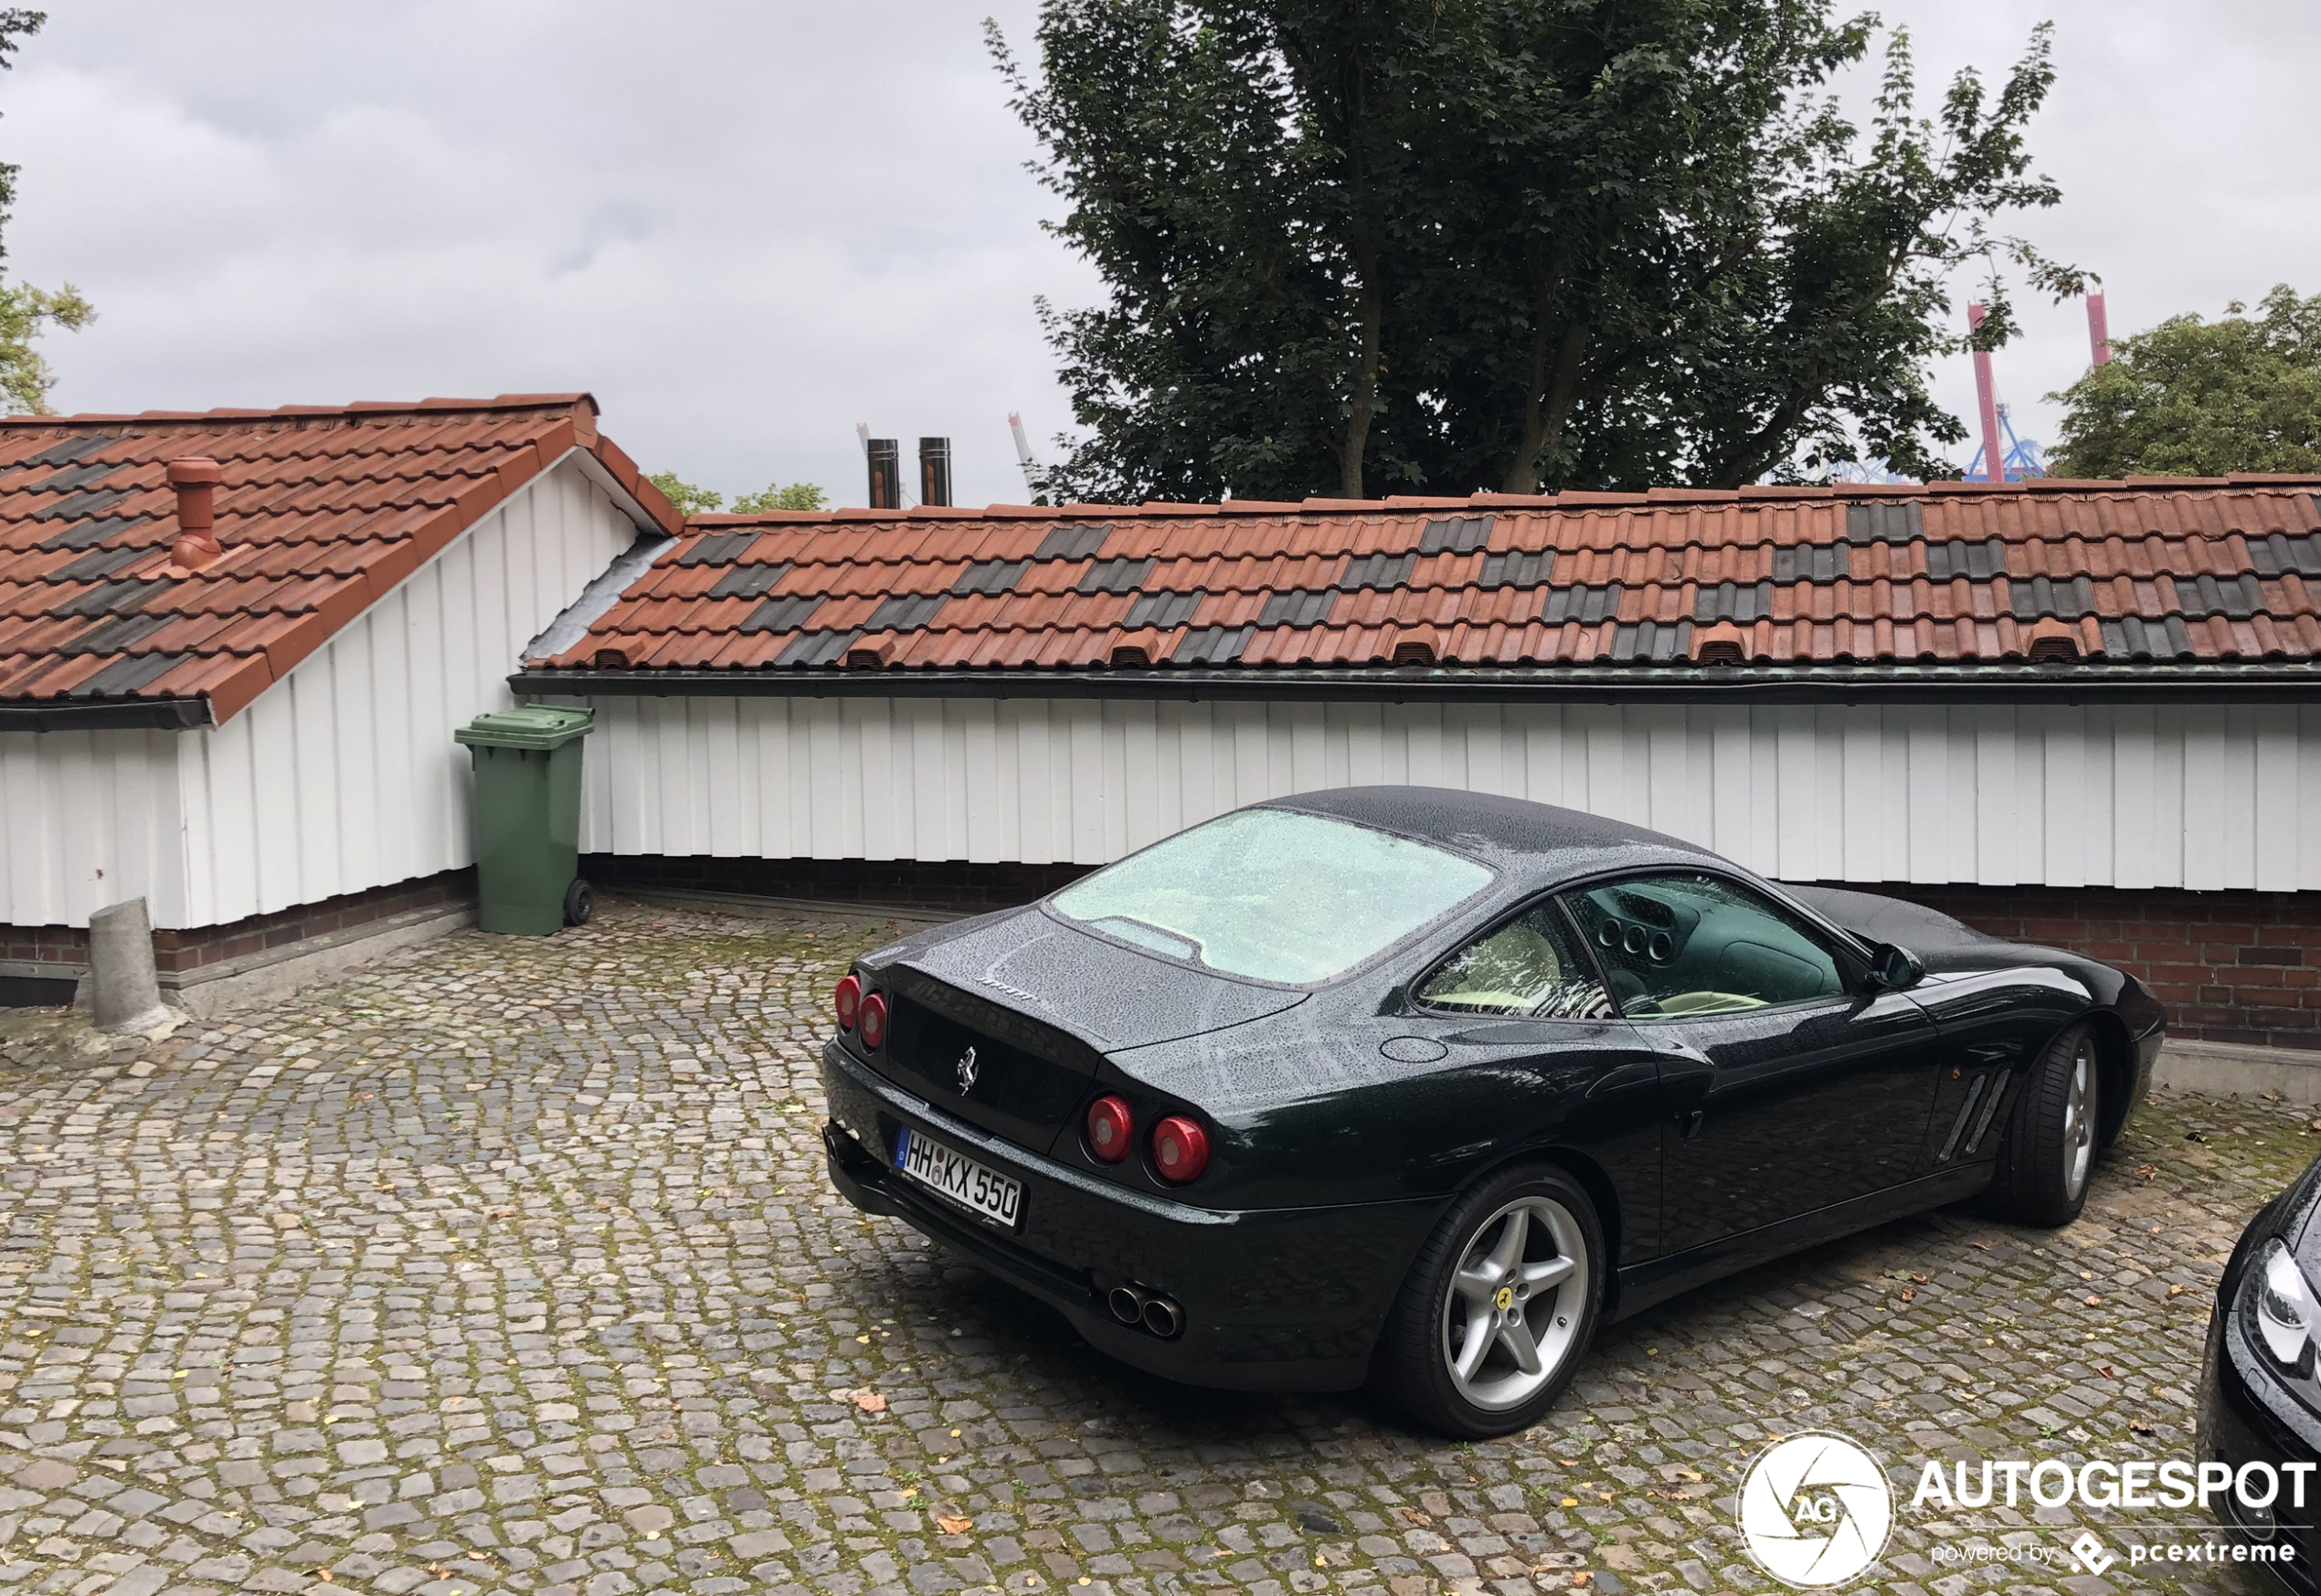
[
  {"x1": 1150, "y1": 1115, "x2": 1210, "y2": 1183},
  {"x1": 1086, "y1": 1094, "x2": 1134, "y2": 1162},
  {"x1": 834, "y1": 973, "x2": 862, "y2": 1031},
  {"x1": 859, "y1": 991, "x2": 888, "y2": 1052}
]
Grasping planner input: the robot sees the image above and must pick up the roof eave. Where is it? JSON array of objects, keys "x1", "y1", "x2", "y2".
[
  {"x1": 509, "y1": 661, "x2": 2321, "y2": 707},
  {"x1": 0, "y1": 696, "x2": 215, "y2": 732}
]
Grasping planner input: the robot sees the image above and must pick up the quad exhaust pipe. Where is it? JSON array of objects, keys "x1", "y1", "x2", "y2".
[{"x1": 1106, "y1": 1283, "x2": 1184, "y2": 1340}]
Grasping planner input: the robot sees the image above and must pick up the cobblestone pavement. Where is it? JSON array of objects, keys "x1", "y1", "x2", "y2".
[{"x1": 0, "y1": 898, "x2": 2307, "y2": 1596}]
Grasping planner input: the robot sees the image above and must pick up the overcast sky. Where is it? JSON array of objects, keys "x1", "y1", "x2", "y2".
[{"x1": 5, "y1": 2, "x2": 2316, "y2": 507}]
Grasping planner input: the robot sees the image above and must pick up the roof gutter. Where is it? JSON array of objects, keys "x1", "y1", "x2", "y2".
[
  {"x1": 0, "y1": 696, "x2": 214, "y2": 732},
  {"x1": 511, "y1": 662, "x2": 2321, "y2": 707}
]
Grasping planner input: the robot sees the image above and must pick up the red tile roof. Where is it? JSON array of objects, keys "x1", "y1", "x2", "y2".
[
  {"x1": 528, "y1": 480, "x2": 2321, "y2": 682},
  {"x1": 0, "y1": 396, "x2": 679, "y2": 724}
]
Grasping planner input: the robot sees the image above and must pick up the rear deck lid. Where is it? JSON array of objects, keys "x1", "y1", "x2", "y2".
[{"x1": 864, "y1": 909, "x2": 1304, "y2": 1150}]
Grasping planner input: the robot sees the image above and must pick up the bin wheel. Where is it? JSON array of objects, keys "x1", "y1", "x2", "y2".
[{"x1": 563, "y1": 878, "x2": 594, "y2": 927}]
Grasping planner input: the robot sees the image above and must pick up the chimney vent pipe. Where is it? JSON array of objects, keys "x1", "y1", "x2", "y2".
[
  {"x1": 866, "y1": 438, "x2": 901, "y2": 511},
  {"x1": 166, "y1": 456, "x2": 224, "y2": 568},
  {"x1": 918, "y1": 437, "x2": 952, "y2": 508}
]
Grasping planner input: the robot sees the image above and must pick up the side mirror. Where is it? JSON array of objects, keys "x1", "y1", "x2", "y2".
[{"x1": 1870, "y1": 942, "x2": 1924, "y2": 992}]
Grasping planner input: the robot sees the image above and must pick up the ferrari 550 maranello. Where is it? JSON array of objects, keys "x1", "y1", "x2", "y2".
[{"x1": 820, "y1": 787, "x2": 2166, "y2": 1436}]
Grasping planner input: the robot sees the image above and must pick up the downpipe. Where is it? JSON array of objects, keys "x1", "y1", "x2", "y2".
[{"x1": 1106, "y1": 1283, "x2": 1184, "y2": 1340}]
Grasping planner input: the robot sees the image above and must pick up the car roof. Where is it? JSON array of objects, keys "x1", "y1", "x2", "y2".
[{"x1": 1259, "y1": 785, "x2": 1723, "y2": 888}]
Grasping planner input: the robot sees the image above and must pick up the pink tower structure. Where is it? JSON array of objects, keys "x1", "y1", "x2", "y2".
[{"x1": 1967, "y1": 302, "x2": 2006, "y2": 483}]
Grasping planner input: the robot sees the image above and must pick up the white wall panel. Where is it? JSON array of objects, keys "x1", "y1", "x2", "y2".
[
  {"x1": 575, "y1": 694, "x2": 2321, "y2": 893},
  {"x1": 0, "y1": 727, "x2": 184, "y2": 926}
]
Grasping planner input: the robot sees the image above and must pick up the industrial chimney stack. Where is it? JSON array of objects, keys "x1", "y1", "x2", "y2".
[
  {"x1": 865, "y1": 439, "x2": 901, "y2": 511},
  {"x1": 918, "y1": 438, "x2": 952, "y2": 508}
]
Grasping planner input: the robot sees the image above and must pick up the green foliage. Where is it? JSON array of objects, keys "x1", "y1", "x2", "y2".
[
  {"x1": 0, "y1": 13, "x2": 89, "y2": 417},
  {"x1": 2047, "y1": 286, "x2": 2321, "y2": 478},
  {"x1": 647, "y1": 470, "x2": 727, "y2": 515},
  {"x1": 0, "y1": 280, "x2": 90, "y2": 415},
  {"x1": 730, "y1": 481, "x2": 828, "y2": 513},
  {"x1": 648, "y1": 470, "x2": 829, "y2": 516},
  {"x1": 992, "y1": 2, "x2": 2082, "y2": 500}
]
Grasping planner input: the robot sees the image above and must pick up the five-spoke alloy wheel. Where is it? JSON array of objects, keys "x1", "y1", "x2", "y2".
[
  {"x1": 1982, "y1": 1019, "x2": 2104, "y2": 1227},
  {"x1": 1376, "y1": 1166, "x2": 1604, "y2": 1437}
]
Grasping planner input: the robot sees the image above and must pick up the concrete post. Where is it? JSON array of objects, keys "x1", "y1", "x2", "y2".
[{"x1": 88, "y1": 898, "x2": 171, "y2": 1032}]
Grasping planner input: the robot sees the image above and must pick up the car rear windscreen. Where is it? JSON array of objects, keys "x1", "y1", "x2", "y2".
[{"x1": 1049, "y1": 808, "x2": 1494, "y2": 985}]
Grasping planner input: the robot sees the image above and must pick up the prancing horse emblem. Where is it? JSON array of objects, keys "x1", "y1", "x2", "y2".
[{"x1": 956, "y1": 1046, "x2": 979, "y2": 1094}]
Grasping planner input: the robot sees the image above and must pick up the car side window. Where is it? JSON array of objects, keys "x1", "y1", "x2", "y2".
[
  {"x1": 1415, "y1": 904, "x2": 1616, "y2": 1020},
  {"x1": 1561, "y1": 873, "x2": 1847, "y2": 1019}
]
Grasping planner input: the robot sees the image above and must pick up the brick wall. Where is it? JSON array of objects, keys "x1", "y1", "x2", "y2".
[
  {"x1": 592, "y1": 855, "x2": 2317, "y2": 1053},
  {"x1": 1793, "y1": 882, "x2": 2319, "y2": 1052},
  {"x1": 586, "y1": 853, "x2": 1090, "y2": 914},
  {"x1": 0, "y1": 868, "x2": 474, "y2": 981}
]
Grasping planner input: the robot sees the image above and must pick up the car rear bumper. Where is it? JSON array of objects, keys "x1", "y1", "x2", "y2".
[{"x1": 820, "y1": 1040, "x2": 1446, "y2": 1392}]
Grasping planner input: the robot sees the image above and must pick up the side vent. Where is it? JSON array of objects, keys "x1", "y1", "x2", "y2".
[
  {"x1": 844, "y1": 642, "x2": 892, "y2": 671},
  {"x1": 592, "y1": 647, "x2": 629, "y2": 669},
  {"x1": 1962, "y1": 1073, "x2": 2008, "y2": 1156},
  {"x1": 1935, "y1": 1074, "x2": 1989, "y2": 1164},
  {"x1": 1109, "y1": 644, "x2": 1150, "y2": 668},
  {"x1": 2029, "y1": 635, "x2": 2080, "y2": 663},
  {"x1": 1392, "y1": 639, "x2": 1436, "y2": 666},
  {"x1": 1696, "y1": 639, "x2": 1745, "y2": 667}
]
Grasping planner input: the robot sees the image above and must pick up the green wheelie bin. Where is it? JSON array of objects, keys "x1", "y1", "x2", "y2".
[{"x1": 454, "y1": 704, "x2": 596, "y2": 935}]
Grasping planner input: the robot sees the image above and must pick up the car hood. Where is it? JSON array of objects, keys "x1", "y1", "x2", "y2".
[{"x1": 866, "y1": 904, "x2": 1307, "y2": 1053}]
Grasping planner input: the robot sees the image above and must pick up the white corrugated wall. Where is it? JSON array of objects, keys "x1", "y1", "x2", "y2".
[
  {"x1": 0, "y1": 727, "x2": 185, "y2": 926},
  {"x1": 0, "y1": 455, "x2": 642, "y2": 931},
  {"x1": 577, "y1": 696, "x2": 2321, "y2": 893}
]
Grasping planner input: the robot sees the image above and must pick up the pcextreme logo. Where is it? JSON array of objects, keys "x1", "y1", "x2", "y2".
[{"x1": 1734, "y1": 1432, "x2": 1895, "y2": 1588}]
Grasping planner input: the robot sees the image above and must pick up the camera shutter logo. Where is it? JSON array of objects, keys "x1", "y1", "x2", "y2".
[{"x1": 1735, "y1": 1432, "x2": 1893, "y2": 1588}]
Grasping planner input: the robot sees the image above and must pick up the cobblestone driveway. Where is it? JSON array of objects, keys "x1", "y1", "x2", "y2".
[{"x1": 0, "y1": 900, "x2": 2307, "y2": 1596}]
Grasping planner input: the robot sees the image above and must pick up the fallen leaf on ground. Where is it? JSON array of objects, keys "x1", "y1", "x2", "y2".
[
  {"x1": 2168, "y1": 1284, "x2": 2189, "y2": 1296},
  {"x1": 1899, "y1": 1288, "x2": 1916, "y2": 1304},
  {"x1": 852, "y1": 1390, "x2": 887, "y2": 1412},
  {"x1": 1401, "y1": 1509, "x2": 1432, "y2": 1526},
  {"x1": 2134, "y1": 1164, "x2": 2158, "y2": 1181},
  {"x1": 2101, "y1": 1364, "x2": 2117, "y2": 1379},
  {"x1": 937, "y1": 1516, "x2": 975, "y2": 1534},
  {"x1": 2084, "y1": 1295, "x2": 2102, "y2": 1306}
]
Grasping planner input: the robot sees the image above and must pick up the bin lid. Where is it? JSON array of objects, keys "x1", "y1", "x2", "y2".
[{"x1": 454, "y1": 703, "x2": 595, "y2": 751}]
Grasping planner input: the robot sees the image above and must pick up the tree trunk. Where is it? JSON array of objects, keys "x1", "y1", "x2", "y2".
[
  {"x1": 1337, "y1": 270, "x2": 1383, "y2": 498},
  {"x1": 1502, "y1": 319, "x2": 1586, "y2": 495}
]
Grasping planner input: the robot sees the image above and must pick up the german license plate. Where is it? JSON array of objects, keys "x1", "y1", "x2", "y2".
[{"x1": 895, "y1": 1126, "x2": 1023, "y2": 1228}]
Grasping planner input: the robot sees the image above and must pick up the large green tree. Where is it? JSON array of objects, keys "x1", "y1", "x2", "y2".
[
  {"x1": 991, "y1": 2, "x2": 2082, "y2": 501},
  {"x1": 0, "y1": 11, "x2": 90, "y2": 416},
  {"x1": 2047, "y1": 286, "x2": 2321, "y2": 478}
]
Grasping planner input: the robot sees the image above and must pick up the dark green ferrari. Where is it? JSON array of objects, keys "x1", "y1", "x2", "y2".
[{"x1": 821, "y1": 787, "x2": 2165, "y2": 1436}]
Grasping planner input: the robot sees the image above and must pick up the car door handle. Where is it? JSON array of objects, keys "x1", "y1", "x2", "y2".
[{"x1": 1677, "y1": 1108, "x2": 1704, "y2": 1139}]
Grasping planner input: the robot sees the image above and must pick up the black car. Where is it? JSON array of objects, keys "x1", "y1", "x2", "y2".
[
  {"x1": 821, "y1": 787, "x2": 2166, "y2": 1436},
  {"x1": 2201, "y1": 1156, "x2": 2321, "y2": 1586}
]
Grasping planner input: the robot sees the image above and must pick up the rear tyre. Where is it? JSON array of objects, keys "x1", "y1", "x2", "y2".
[
  {"x1": 1372, "y1": 1164, "x2": 1604, "y2": 1439},
  {"x1": 563, "y1": 878, "x2": 595, "y2": 927},
  {"x1": 1980, "y1": 1020, "x2": 2101, "y2": 1227}
]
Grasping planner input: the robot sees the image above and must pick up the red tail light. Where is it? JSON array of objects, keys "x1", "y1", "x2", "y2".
[
  {"x1": 1086, "y1": 1095, "x2": 1134, "y2": 1162},
  {"x1": 859, "y1": 991, "x2": 888, "y2": 1051},
  {"x1": 834, "y1": 974, "x2": 861, "y2": 1030},
  {"x1": 1150, "y1": 1115, "x2": 1210, "y2": 1183}
]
